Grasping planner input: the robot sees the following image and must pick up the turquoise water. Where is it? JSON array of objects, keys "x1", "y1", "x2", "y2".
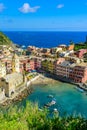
[{"x1": 21, "y1": 81, "x2": 87, "y2": 118}]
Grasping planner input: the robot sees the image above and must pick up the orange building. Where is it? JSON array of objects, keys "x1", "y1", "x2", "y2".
[{"x1": 68, "y1": 44, "x2": 74, "y2": 51}]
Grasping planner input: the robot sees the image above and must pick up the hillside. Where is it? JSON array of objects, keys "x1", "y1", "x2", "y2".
[
  {"x1": 0, "y1": 101, "x2": 87, "y2": 130},
  {"x1": 0, "y1": 31, "x2": 13, "y2": 46}
]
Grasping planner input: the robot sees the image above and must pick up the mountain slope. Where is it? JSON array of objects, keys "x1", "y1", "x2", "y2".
[{"x1": 0, "y1": 32, "x2": 13, "y2": 46}]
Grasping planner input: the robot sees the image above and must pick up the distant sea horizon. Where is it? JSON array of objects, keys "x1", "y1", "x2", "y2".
[{"x1": 4, "y1": 31, "x2": 87, "y2": 48}]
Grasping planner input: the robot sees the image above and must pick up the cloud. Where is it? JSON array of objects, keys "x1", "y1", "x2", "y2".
[
  {"x1": 19, "y1": 3, "x2": 40, "y2": 13},
  {"x1": 57, "y1": 4, "x2": 64, "y2": 9},
  {"x1": 0, "y1": 3, "x2": 5, "y2": 12}
]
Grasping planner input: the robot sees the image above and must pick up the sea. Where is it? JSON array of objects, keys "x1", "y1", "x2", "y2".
[{"x1": 4, "y1": 31, "x2": 87, "y2": 48}]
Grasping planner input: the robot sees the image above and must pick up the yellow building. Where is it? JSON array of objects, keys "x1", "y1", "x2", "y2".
[
  {"x1": 47, "y1": 61, "x2": 55, "y2": 73},
  {"x1": 41, "y1": 60, "x2": 55, "y2": 74},
  {"x1": 41, "y1": 60, "x2": 48, "y2": 71}
]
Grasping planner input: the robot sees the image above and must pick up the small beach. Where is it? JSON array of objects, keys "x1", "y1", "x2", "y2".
[{"x1": 32, "y1": 74, "x2": 58, "y2": 85}]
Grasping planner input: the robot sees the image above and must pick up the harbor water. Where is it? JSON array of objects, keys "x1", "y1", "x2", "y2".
[{"x1": 21, "y1": 80, "x2": 87, "y2": 118}]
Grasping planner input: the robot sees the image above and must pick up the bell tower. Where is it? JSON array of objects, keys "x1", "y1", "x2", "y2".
[{"x1": 12, "y1": 53, "x2": 20, "y2": 73}]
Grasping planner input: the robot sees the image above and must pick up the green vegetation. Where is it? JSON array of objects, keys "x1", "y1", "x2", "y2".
[
  {"x1": 0, "y1": 32, "x2": 13, "y2": 46},
  {"x1": 0, "y1": 101, "x2": 87, "y2": 130},
  {"x1": 74, "y1": 42, "x2": 87, "y2": 51}
]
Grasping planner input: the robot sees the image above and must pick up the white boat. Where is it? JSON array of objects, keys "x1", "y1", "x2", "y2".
[
  {"x1": 44, "y1": 100, "x2": 56, "y2": 107},
  {"x1": 51, "y1": 100, "x2": 56, "y2": 105},
  {"x1": 53, "y1": 108, "x2": 58, "y2": 112},
  {"x1": 76, "y1": 87, "x2": 84, "y2": 92},
  {"x1": 38, "y1": 108, "x2": 43, "y2": 111},
  {"x1": 47, "y1": 94, "x2": 54, "y2": 98}
]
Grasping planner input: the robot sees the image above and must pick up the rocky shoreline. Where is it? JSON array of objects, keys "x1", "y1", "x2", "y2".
[
  {"x1": 0, "y1": 75, "x2": 41, "y2": 107},
  {"x1": 0, "y1": 86, "x2": 33, "y2": 107}
]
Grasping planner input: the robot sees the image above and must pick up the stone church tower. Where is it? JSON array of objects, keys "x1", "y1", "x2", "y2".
[{"x1": 12, "y1": 53, "x2": 20, "y2": 73}]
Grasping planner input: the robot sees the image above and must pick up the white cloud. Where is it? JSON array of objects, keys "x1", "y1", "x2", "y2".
[
  {"x1": 57, "y1": 4, "x2": 64, "y2": 9},
  {"x1": 19, "y1": 3, "x2": 40, "y2": 13},
  {"x1": 0, "y1": 3, "x2": 5, "y2": 12}
]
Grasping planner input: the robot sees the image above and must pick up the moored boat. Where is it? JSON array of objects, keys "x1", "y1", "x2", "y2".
[
  {"x1": 53, "y1": 108, "x2": 58, "y2": 113},
  {"x1": 47, "y1": 94, "x2": 54, "y2": 98}
]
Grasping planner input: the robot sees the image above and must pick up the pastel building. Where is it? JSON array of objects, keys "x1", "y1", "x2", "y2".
[
  {"x1": 34, "y1": 58, "x2": 42, "y2": 69},
  {"x1": 69, "y1": 64, "x2": 87, "y2": 83},
  {"x1": 68, "y1": 44, "x2": 74, "y2": 51},
  {"x1": 1, "y1": 58, "x2": 12, "y2": 74},
  {"x1": 20, "y1": 59, "x2": 35, "y2": 72},
  {"x1": 47, "y1": 60, "x2": 55, "y2": 73},
  {"x1": 75, "y1": 49, "x2": 87, "y2": 58},
  {"x1": 55, "y1": 61, "x2": 71, "y2": 78}
]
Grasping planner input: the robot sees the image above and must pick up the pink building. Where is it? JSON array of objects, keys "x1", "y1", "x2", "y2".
[
  {"x1": 75, "y1": 49, "x2": 87, "y2": 58},
  {"x1": 69, "y1": 66, "x2": 87, "y2": 83},
  {"x1": 55, "y1": 58, "x2": 87, "y2": 83},
  {"x1": 34, "y1": 58, "x2": 42, "y2": 69},
  {"x1": 55, "y1": 58, "x2": 67, "y2": 77},
  {"x1": 20, "y1": 59, "x2": 35, "y2": 72}
]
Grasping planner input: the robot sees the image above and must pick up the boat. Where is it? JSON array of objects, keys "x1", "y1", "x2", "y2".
[
  {"x1": 51, "y1": 100, "x2": 56, "y2": 105},
  {"x1": 53, "y1": 108, "x2": 58, "y2": 113},
  {"x1": 44, "y1": 100, "x2": 56, "y2": 107},
  {"x1": 47, "y1": 94, "x2": 54, "y2": 98},
  {"x1": 76, "y1": 87, "x2": 84, "y2": 92},
  {"x1": 38, "y1": 108, "x2": 43, "y2": 111}
]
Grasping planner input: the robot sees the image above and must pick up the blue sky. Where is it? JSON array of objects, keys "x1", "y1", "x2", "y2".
[{"x1": 0, "y1": 0, "x2": 87, "y2": 31}]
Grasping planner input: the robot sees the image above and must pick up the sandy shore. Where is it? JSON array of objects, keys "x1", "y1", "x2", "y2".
[{"x1": 32, "y1": 74, "x2": 58, "y2": 85}]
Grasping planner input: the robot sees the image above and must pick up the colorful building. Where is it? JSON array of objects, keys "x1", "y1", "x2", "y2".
[
  {"x1": 69, "y1": 64, "x2": 87, "y2": 83},
  {"x1": 75, "y1": 49, "x2": 87, "y2": 58},
  {"x1": 34, "y1": 58, "x2": 42, "y2": 69},
  {"x1": 55, "y1": 60, "x2": 70, "y2": 78},
  {"x1": 68, "y1": 44, "x2": 74, "y2": 51}
]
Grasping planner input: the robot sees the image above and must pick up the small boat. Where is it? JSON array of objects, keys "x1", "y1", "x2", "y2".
[
  {"x1": 79, "y1": 89, "x2": 84, "y2": 92},
  {"x1": 53, "y1": 108, "x2": 58, "y2": 113},
  {"x1": 47, "y1": 94, "x2": 54, "y2": 98},
  {"x1": 38, "y1": 108, "x2": 43, "y2": 111},
  {"x1": 51, "y1": 100, "x2": 56, "y2": 105},
  {"x1": 44, "y1": 100, "x2": 56, "y2": 107},
  {"x1": 76, "y1": 87, "x2": 84, "y2": 92}
]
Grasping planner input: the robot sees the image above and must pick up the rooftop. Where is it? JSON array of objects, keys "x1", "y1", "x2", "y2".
[{"x1": 4, "y1": 73, "x2": 23, "y2": 83}]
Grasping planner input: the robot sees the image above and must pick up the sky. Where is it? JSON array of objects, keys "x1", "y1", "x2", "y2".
[{"x1": 0, "y1": 0, "x2": 87, "y2": 31}]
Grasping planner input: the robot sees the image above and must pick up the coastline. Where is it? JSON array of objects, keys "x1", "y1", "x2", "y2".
[
  {"x1": 0, "y1": 75, "x2": 40, "y2": 107},
  {"x1": 31, "y1": 74, "x2": 58, "y2": 85},
  {"x1": 0, "y1": 84, "x2": 33, "y2": 107},
  {"x1": 0, "y1": 73, "x2": 87, "y2": 107},
  {"x1": 0, "y1": 74, "x2": 58, "y2": 107}
]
